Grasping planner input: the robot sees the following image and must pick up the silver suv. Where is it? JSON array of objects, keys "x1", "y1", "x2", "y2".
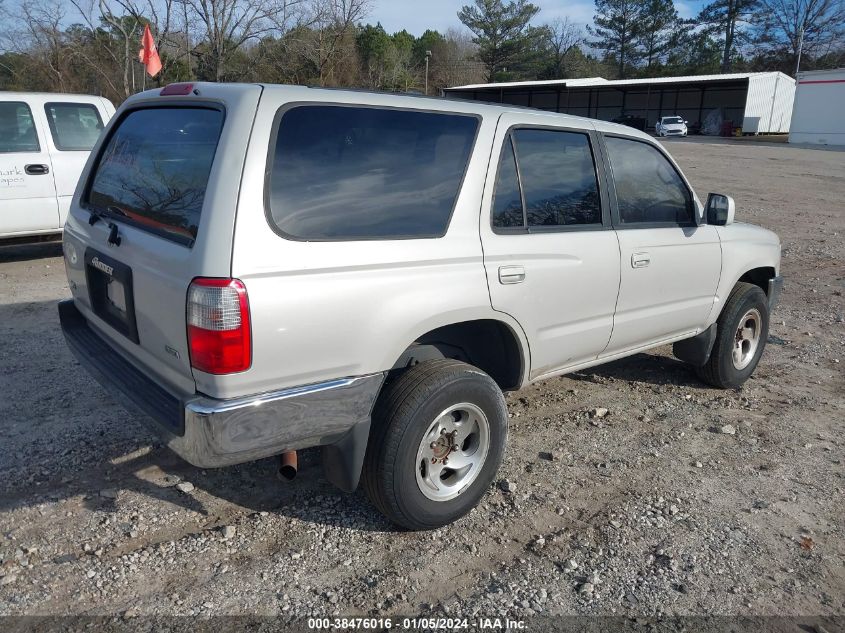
[{"x1": 60, "y1": 82, "x2": 782, "y2": 529}]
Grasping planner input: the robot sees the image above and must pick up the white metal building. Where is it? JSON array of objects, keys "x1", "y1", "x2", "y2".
[
  {"x1": 789, "y1": 68, "x2": 845, "y2": 145},
  {"x1": 444, "y1": 72, "x2": 796, "y2": 134}
]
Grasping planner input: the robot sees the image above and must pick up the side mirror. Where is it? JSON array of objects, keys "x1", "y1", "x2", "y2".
[{"x1": 706, "y1": 193, "x2": 735, "y2": 226}]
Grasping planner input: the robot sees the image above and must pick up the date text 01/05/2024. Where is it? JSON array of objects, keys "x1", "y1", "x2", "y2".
[{"x1": 306, "y1": 617, "x2": 526, "y2": 630}]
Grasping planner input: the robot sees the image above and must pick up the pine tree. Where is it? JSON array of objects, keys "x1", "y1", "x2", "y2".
[
  {"x1": 638, "y1": 0, "x2": 681, "y2": 69},
  {"x1": 458, "y1": 0, "x2": 541, "y2": 81},
  {"x1": 588, "y1": 0, "x2": 646, "y2": 78}
]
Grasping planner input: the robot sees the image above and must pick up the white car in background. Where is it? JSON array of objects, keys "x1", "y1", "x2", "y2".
[
  {"x1": 656, "y1": 115, "x2": 688, "y2": 137},
  {"x1": 1, "y1": 93, "x2": 115, "y2": 243}
]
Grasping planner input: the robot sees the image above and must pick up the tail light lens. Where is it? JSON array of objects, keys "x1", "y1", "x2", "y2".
[{"x1": 187, "y1": 278, "x2": 251, "y2": 374}]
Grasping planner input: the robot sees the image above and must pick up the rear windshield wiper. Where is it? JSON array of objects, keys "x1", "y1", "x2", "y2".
[{"x1": 88, "y1": 205, "x2": 126, "y2": 226}]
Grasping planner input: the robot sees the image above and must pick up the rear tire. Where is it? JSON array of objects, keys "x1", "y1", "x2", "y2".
[
  {"x1": 696, "y1": 282, "x2": 769, "y2": 389},
  {"x1": 362, "y1": 359, "x2": 507, "y2": 530}
]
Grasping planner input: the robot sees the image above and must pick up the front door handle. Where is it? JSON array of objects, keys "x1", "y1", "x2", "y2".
[
  {"x1": 25, "y1": 164, "x2": 50, "y2": 175},
  {"x1": 631, "y1": 252, "x2": 651, "y2": 268},
  {"x1": 499, "y1": 265, "x2": 526, "y2": 284}
]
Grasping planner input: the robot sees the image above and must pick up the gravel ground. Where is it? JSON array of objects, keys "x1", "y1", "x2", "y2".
[{"x1": 0, "y1": 138, "x2": 843, "y2": 623}]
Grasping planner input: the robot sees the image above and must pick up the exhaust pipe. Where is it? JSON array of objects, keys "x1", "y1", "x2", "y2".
[{"x1": 278, "y1": 450, "x2": 298, "y2": 481}]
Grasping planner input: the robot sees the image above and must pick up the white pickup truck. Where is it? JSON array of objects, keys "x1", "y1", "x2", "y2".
[
  {"x1": 59, "y1": 83, "x2": 782, "y2": 530},
  {"x1": 1, "y1": 92, "x2": 114, "y2": 242}
]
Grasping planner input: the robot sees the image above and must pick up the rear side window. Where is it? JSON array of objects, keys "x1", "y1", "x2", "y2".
[
  {"x1": 267, "y1": 105, "x2": 479, "y2": 240},
  {"x1": 0, "y1": 102, "x2": 39, "y2": 153},
  {"x1": 86, "y1": 107, "x2": 224, "y2": 246},
  {"x1": 492, "y1": 128, "x2": 602, "y2": 230},
  {"x1": 44, "y1": 102, "x2": 103, "y2": 151},
  {"x1": 604, "y1": 136, "x2": 693, "y2": 225},
  {"x1": 491, "y1": 136, "x2": 524, "y2": 228}
]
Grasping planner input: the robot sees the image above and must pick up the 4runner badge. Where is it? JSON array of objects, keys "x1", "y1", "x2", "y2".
[{"x1": 91, "y1": 257, "x2": 114, "y2": 276}]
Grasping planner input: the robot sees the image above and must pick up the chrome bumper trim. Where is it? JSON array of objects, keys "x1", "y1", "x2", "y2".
[
  {"x1": 175, "y1": 374, "x2": 385, "y2": 468},
  {"x1": 60, "y1": 298, "x2": 385, "y2": 469}
]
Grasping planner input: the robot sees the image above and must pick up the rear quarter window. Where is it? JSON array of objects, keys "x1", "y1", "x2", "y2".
[
  {"x1": 44, "y1": 102, "x2": 103, "y2": 151},
  {"x1": 0, "y1": 102, "x2": 39, "y2": 153},
  {"x1": 267, "y1": 105, "x2": 479, "y2": 240},
  {"x1": 85, "y1": 106, "x2": 224, "y2": 246}
]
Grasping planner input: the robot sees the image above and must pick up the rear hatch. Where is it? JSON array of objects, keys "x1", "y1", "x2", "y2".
[{"x1": 63, "y1": 84, "x2": 262, "y2": 397}]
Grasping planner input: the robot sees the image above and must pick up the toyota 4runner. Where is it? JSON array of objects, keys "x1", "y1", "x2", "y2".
[{"x1": 59, "y1": 83, "x2": 783, "y2": 530}]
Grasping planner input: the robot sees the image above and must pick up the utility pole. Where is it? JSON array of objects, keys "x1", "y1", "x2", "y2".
[
  {"x1": 425, "y1": 50, "x2": 432, "y2": 95},
  {"x1": 795, "y1": 26, "x2": 804, "y2": 77}
]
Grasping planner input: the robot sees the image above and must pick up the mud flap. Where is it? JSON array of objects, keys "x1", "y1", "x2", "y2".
[
  {"x1": 673, "y1": 323, "x2": 718, "y2": 367},
  {"x1": 322, "y1": 418, "x2": 371, "y2": 493}
]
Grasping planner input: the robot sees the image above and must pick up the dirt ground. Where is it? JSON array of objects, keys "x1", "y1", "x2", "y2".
[{"x1": 0, "y1": 138, "x2": 843, "y2": 625}]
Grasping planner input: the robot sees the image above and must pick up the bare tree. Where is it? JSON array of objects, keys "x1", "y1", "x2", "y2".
[
  {"x1": 541, "y1": 17, "x2": 583, "y2": 77},
  {"x1": 298, "y1": 0, "x2": 370, "y2": 85},
  {"x1": 6, "y1": 0, "x2": 70, "y2": 90},
  {"x1": 431, "y1": 28, "x2": 486, "y2": 90},
  {"x1": 185, "y1": 0, "x2": 301, "y2": 81},
  {"x1": 757, "y1": 0, "x2": 845, "y2": 70}
]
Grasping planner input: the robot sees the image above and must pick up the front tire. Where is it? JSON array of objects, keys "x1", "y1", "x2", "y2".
[
  {"x1": 696, "y1": 282, "x2": 770, "y2": 389},
  {"x1": 362, "y1": 359, "x2": 508, "y2": 530}
]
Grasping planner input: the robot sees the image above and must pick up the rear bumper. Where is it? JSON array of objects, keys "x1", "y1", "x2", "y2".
[
  {"x1": 768, "y1": 275, "x2": 784, "y2": 312},
  {"x1": 59, "y1": 300, "x2": 384, "y2": 468}
]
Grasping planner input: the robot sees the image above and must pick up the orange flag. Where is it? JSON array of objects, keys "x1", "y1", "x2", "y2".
[{"x1": 138, "y1": 24, "x2": 162, "y2": 78}]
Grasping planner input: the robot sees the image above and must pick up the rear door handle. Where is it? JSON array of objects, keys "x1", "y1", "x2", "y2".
[
  {"x1": 25, "y1": 164, "x2": 50, "y2": 175},
  {"x1": 631, "y1": 252, "x2": 650, "y2": 268},
  {"x1": 499, "y1": 265, "x2": 526, "y2": 284}
]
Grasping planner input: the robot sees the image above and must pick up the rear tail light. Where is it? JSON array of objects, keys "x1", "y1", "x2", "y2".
[{"x1": 187, "y1": 278, "x2": 251, "y2": 374}]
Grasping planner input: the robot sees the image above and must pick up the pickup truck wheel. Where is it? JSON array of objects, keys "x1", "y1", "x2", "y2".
[
  {"x1": 696, "y1": 282, "x2": 769, "y2": 389},
  {"x1": 362, "y1": 359, "x2": 507, "y2": 530}
]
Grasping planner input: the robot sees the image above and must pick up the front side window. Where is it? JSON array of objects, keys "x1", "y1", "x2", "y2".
[
  {"x1": 604, "y1": 136, "x2": 693, "y2": 225},
  {"x1": 87, "y1": 107, "x2": 224, "y2": 245},
  {"x1": 0, "y1": 102, "x2": 39, "y2": 153},
  {"x1": 491, "y1": 128, "x2": 602, "y2": 230},
  {"x1": 44, "y1": 102, "x2": 103, "y2": 151},
  {"x1": 267, "y1": 105, "x2": 479, "y2": 240}
]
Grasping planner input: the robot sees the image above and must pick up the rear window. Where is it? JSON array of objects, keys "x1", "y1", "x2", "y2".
[
  {"x1": 267, "y1": 105, "x2": 479, "y2": 240},
  {"x1": 44, "y1": 102, "x2": 103, "y2": 151},
  {"x1": 0, "y1": 102, "x2": 39, "y2": 153},
  {"x1": 86, "y1": 107, "x2": 224, "y2": 246}
]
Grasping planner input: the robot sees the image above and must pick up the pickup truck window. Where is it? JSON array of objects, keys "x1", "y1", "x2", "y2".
[
  {"x1": 492, "y1": 129, "x2": 602, "y2": 230},
  {"x1": 0, "y1": 102, "x2": 39, "y2": 153},
  {"x1": 604, "y1": 136, "x2": 693, "y2": 225},
  {"x1": 86, "y1": 106, "x2": 224, "y2": 246},
  {"x1": 267, "y1": 105, "x2": 479, "y2": 240},
  {"x1": 44, "y1": 102, "x2": 103, "y2": 151}
]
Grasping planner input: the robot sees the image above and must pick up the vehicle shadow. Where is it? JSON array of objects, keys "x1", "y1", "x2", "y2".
[
  {"x1": 0, "y1": 239, "x2": 63, "y2": 263},
  {"x1": 0, "y1": 299, "x2": 392, "y2": 533},
  {"x1": 0, "y1": 298, "x2": 713, "y2": 533},
  {"x1": 568, "y1": 351, "x2": 704, "y2": 388}
]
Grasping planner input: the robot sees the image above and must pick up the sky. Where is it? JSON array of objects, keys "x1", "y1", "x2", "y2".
[{"x1": 368, "y1": 0, "x2": 702, "y2": 36}]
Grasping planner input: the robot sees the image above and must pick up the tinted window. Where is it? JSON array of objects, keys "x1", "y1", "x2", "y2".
[
  {"x1": 663, "y1": 117, "x2": 683, "y2": 124},
  {"x1": 491, "y1": 137, "x2": 524, "y2": 228},
  {"x1": 87, "y1": 107, "x2": 223, "y2": 245},
  {"x1": 605, "y1": 137, "x2": 692, "y2": 225},
  {"x1": 45, "y1": 102, "x2": 103, "y2": 151},
  {"x1": 513, "y1": 129, "x2": 601, "y2": 227},
  {"x1": 0, "y1": 102, "x2": 39, "y2": 153},
  {"x1": 268, "y1": 105, "x2": 478, "y2": 240}
]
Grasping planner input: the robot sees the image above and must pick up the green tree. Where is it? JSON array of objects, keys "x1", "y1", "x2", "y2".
[
  {"x1": 664, "y1": 29, "x2": 723, "y2": 74},
  {"x1": 638, "y1": 0, "x2": 681, "y2": 69},
  {"x1": 588, "y1": 0, "x2": 645, "y2": 78},
  {"x1": 696, "y1": 0, "x2": 760, "y2": 72},
  {"x1": 457, "y1": 0, "x2": 541, "y2": 81}
]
